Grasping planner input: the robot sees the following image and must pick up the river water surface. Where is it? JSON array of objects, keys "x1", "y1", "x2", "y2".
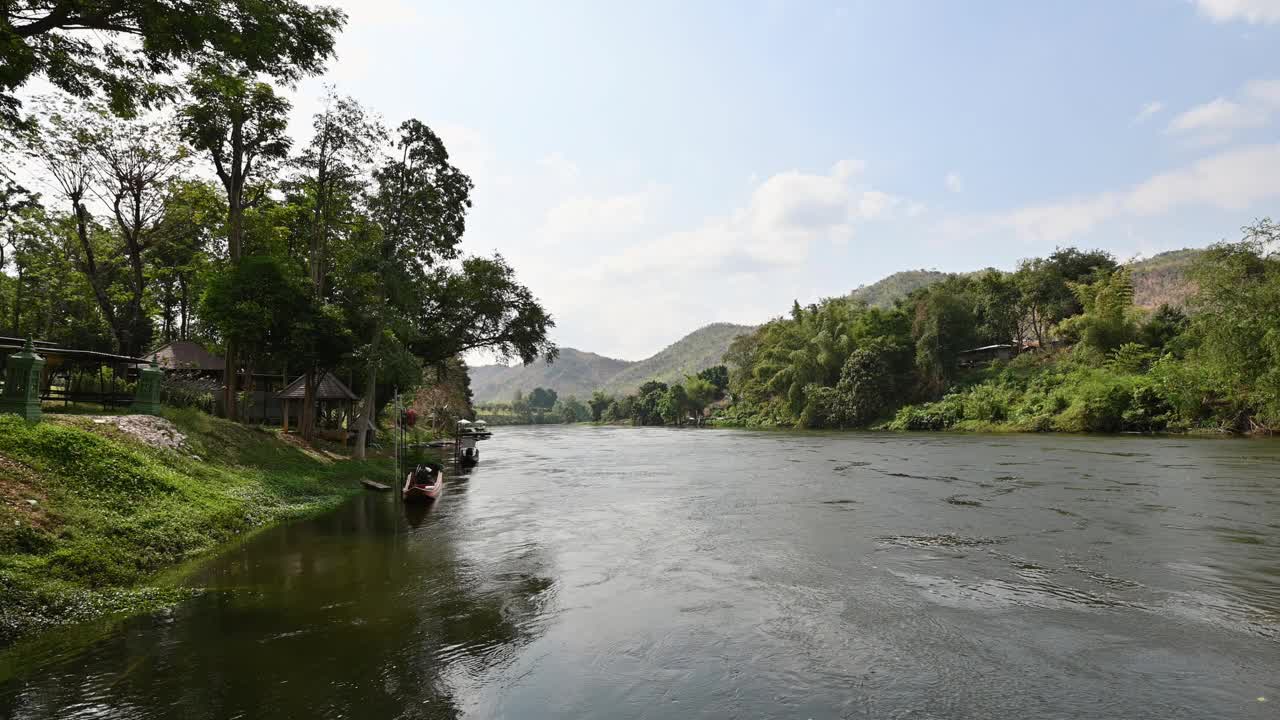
[{"x1": 2, "y1": 427, "x2": 1278, "y2": 719}]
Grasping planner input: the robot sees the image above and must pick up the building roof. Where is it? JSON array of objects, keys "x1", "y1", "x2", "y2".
[
  {"x1": 150, "y1": 340, "x2": 225, "y2": 371},
  {"x1": 959, "y1": 344, "x2": 1015, "y2": 354},
  {"x1": 277, "y1": 372, "x2": 359, "y2": 401}
]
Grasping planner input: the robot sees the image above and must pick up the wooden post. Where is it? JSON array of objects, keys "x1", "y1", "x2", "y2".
[{"x1": 282, "y1": 398, "x2": 289, "y2": 433}]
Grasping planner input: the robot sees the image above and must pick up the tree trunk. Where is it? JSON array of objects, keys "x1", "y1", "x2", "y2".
[
  {"x1": 179, "y1": 278, "x2": 189, "y2": 341},
  {"x1": 71, "y1": 201, "x2": 125, "y2": 351},
  {"x1": 301, "y1": 369, "x2": 316, "y2": 441},
  {"x1": 354, "y1": 358, "x2": 377, "y2": 460}
]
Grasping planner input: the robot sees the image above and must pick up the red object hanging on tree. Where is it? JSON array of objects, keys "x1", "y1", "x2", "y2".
[{"x1": 403, "y1": 408, "x2": 417, "y2": 427}]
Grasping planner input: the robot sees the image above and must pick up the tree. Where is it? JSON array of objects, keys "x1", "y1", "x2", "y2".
[
  {"x1": 292, "y1": 93, "x2": 383, "y2": 450},
  {"x1": 201, "y1": 255, "x2": 351, "y2": 402},
  {"x1": 295, "y1": 89, "x2": 383, "y2": 297},
  {"x1": 588, "y1": 391, "x2": 612, "y2": 422},
  {"x1": 1059, "y1": 268, "x2": 1136, "y2": 354},
  {"x1": 1185, "y1": 220, "x2": 1280, "y2": 430},
  {"x1": 91, "y1": 114, "x2": 188, "y2": 354},
  {"x1": 179, "y1": 66, "x2": 291, "y2": 420},
  {"x1": 412, "y1": 255, "x2": 557, "y2": 365},
  {"x1": 529, "y1": 387, "x2": 557, "y2": 411},
  {"x1": 683, "y1": 376, "x2": 718, "y2": 418},
  {"x1": 696, "y1": 365, "x2": 729, "y2": 397},
  {"x1": 1014, "y1": 248, "x2": 1117, "y2": 346},
  {"x1": 912, "y1": 284, "x2": 976, "y2": 396},
  {"x1": 25, "y1": 98, "x2": 127, "y2": 350},
  {"x1": 152, "y1": 180, "x2": 225, "y2": 342},
  {"x1": 1, "y1": 0, "x2": 345, "y2": 128},
  {"x1": 973, "y1": 269, "x2": 1023, "y2": 347},
  {"x1": 555, "y1": 395, "x2": 589, "y2": 424},
  {"x1": 659, "y1": 384, "x2": 689, "y2": 424},
  {"x1": 1140, "y1": 304, "x2": 1190, "y2": 352},
  {"x1": 633, "y1": 381, "x2": 668, "y2": 425}
]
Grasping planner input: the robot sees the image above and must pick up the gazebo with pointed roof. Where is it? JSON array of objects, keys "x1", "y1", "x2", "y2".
[{"x1": 276, "y1": 372, "x2": 358, "y2": 434}]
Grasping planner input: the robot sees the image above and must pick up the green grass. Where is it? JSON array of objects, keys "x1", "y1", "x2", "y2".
[{"x1": 0, "y1": 407, "x2": 389, "y2": 644}]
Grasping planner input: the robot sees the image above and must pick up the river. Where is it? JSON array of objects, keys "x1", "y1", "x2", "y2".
[{"x1": 1, "y1": 427, "x2": 1278, "y2": 719}]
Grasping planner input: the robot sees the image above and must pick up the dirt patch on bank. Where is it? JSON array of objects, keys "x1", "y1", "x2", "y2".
[{"x1": 55, "y1": 414, "x2": 191, "y2": 453}]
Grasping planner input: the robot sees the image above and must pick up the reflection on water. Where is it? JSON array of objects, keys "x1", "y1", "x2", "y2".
[{"x1": 1, "y1": 427, "x2": 1278, "y2": 719}]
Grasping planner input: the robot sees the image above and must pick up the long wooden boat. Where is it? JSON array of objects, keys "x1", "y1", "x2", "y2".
[{"x1": 402, "y1": 466, "x2": 443, "y2": 503}]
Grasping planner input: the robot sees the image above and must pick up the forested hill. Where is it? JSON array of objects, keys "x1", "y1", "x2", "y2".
[
  {"x1": 600, "y1": 323, "x2": 754, "y2": 396},
  {"x1": 468, "y1": 323, "x2": 754, "y2": 404},
  {"x1": 849, "y1": 270, "x2": 951, "y2": 307},
  {"x1": 846, "y1": 250, "x2": 1201, "y2": 309}
]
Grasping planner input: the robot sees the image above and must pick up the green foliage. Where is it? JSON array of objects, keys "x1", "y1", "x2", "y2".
[
  {"x1": 1, "y1": 0, "x2": 344, "y2": 128},
  {"x1": 1105, "y1": 342, "x2": 1157, "y2": 373},
  {"x1": 1183, "y1": 220, "x2": 1280, "y2": 430},
  {"x1": 1140, "y1": 304, "x2": 1190, "y2": 351},
  {"x1": 1059, "y1": 269, "x2": 1137, "y2": 353},
  {"x1": 528, "y1": 387, "x2": 558, "y2": 410},
  {"x1": 0, "y1": 409, "x2": 383, "y2": 641},
  {"x1": 848, "y1": 270, "x2": 951, "y2": 308}
]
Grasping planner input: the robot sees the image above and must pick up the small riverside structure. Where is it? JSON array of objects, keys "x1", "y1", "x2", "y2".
[
  {"x1": 277, "y1": 372, "x2": 359, "y2": 435},
  {"x1": 131, "y1": 361, "x2": 164, "y2": 415},
  {"x1": 0, "y1": 338, "x2": 46, "y2": 422}
]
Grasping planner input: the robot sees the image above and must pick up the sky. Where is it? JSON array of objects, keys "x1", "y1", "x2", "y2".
[{"x1": 32, "y1": 0, "x2": 1280, "y2": 362}]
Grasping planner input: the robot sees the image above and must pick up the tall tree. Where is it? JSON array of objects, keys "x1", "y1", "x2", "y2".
[
  {"x1": 179, "y1": 66, "x2": 291, "y2": 419},
  {"x1": 25, "y1": 99, "x2": 125, "y2": 349},
  {"x1": 91, "y1": 115, "x2": 187, "y2": 354},
  {"x1": 152, "y1": 180, "x2": 225, "y2": 342},
  {"x1": 348, "y1": 119, "x2": 474, "y2": 456},
  {"x1": 1, "y1": 0, "x2": 344, "y2": 128}
]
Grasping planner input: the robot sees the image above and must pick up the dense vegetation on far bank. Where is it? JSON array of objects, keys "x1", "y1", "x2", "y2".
[
  {"x1": 719, "y1": 221, "x2": 1279, "y2": 435},
  {"x1": 0, "y1": 409, "x2": 386, "y2": 645},
  {"x1": 577, "y1": 221, "x2": 1277, "y2": 436}
]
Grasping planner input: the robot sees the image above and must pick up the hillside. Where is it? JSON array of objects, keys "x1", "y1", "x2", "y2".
[
  {"x1": 600, "y1": 323, "x2": 754, "y2": 396},
  {"x1": 844, "y1": 250, "x2": 1202, "y2": 310},
  {"x1": 848, "y1": 270, "x2": 951, "y2": 307},
  {"x1": 1129, "y1": 248, "x2": 1200, "y2": 308},
  {"x1": 468, "y1": 323, "x2": 753, "y2": 404},
  {"x1": 468, "y1": 348, "x2": 633, "y2": 405}
]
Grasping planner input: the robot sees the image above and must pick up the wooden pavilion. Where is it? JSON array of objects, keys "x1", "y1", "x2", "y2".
[{"x1": 277, "y1": 372, "x2": 359, "y2": 435}]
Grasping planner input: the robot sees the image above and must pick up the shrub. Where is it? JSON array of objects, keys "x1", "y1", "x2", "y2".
[
  {"x1": 887, "y1": 394, "x2": 964, "y2": 430},
  {"x1": 962, "y1": 384, "x2": 1013, "y2": 422}
]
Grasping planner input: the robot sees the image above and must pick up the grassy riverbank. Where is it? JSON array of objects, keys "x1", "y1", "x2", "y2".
[{"x1": 0, "y1": 408, "x2": 388, "y2": 644}]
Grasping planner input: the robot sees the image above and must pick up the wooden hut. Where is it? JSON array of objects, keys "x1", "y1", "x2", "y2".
[{"x1": 277, "y1": 372, "x2": 359, "y2": 434}]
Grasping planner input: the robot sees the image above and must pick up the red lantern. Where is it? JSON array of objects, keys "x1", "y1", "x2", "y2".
[{"x1": 403, "y1": 408, "x2": 417, "y2": 427}]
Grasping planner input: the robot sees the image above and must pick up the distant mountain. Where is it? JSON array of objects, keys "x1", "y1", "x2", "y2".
[
  {"x1": 468, "y1": 348, "x2": 633, "y2": 405},
  {"x1": 468, "y1": 323, "x2": 754, "y2": 404},
  {"x1": 600, "y1": 323, "x2": 753, "y2": 396},
  {"x1": 848, "y1": 270, "x2": 951, "y2": 307}
]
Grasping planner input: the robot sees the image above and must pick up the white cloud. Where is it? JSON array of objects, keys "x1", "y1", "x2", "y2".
[
  {"x1": 1165, "y1": 78, "x2": 1280, "y2": 143},
  {"x1": 944, "y1": 172, "x2": 963, "y2": 193},
  {"x1": 537, "y1": 152, "x2": 580, "y2": 184},
  {"x1": 1193, "y1": 0, "x2": 1280, "y2": 24},
  {"x1": 944, "y1": 143, "x2": 1280, "y2": 244},
  {"x1": 539, "y1": 186, "x2": 668, "y2": 242},
  {"x1": 1167, "y1": 97, "x2": 1267, "y2": 134},
  {"x1": 1132, "y1": 100, "x2": 1164, "y2": 125},
  {"x1": 1244, "y1": 78, "x2": 1280, "y2": 107},
  {"x1": 588, "y1": 160, "x2": 901, "y2": 276},
  {"x1": 830, "y1": 158, "x2": 865, "y2": 181}
]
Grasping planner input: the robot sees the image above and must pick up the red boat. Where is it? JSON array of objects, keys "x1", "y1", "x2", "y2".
[{"x1": 402, "y1": 465, "x2": 443, "y2": 503}]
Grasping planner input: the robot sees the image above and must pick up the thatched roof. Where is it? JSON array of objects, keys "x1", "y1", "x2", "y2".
[
  {"x1": 277, "y1": 372, "x2": 358, "y2": 401},
  {"x1": 150, "y1": 340, "x2": 224, "y2": 371}
]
